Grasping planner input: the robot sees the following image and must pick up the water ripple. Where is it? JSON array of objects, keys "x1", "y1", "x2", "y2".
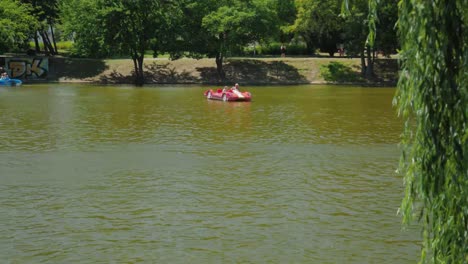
[{"x1": 0, "y1": 84, "x2": 418, "y2": 263}]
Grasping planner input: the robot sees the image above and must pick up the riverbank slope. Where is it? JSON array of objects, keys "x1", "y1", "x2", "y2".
[{"x1": 29, "y1": 56, "x2": 400, "y2": 85}]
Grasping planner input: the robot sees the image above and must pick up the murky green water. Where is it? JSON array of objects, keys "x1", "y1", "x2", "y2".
[{"x1": 0, "y1": 84, "x2": 419, "y2": 263}]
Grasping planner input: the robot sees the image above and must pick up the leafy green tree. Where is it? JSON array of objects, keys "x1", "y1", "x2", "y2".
[
  {"x1": 271, "y1": 0, "x2": 296, "y2": 44},
  {"x1": 21, "y1": 0, "x2": 60, "y2": 55},
  {"x1": 340, "y1": 0, "x2": 372, "y2": 74},
  {"x1": 99, "y1": 0, "x2": 180, "y2": 85},
  {"x1": 171, "y1": 0, "x2": 278, "y2": 81},
  {"x1": 59, "y1": 0, "x2": 110, "y2": 58},
  {"x1": 291, "y1": 0, "x2": 344, "y2": 56},
  {"x1": 61, "y1": 0, "x2": 180, "y2": 85},
  {"x1": 157, "y1": 0, "x2": 217, "y2": 60},
  {"x1": 341, "y1": 0, "x2": 398, "y2": 77},
  {"x1": 395, "y1": 0, "x2": 468, "y2": 262},
  {"x1": 374, "y1": 0, "x2": 398, "y2": 56},
  {"x1": 0, "y1": 0, "x2": 38, "y2": 54}
]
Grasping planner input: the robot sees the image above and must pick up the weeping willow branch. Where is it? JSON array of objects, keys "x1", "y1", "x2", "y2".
[
  {"x1": 343, "y1": 0, "x2": 468, "y2": 261},
  {"x1": 395, "y1": 0, "x2": 468, "y2": 262},
  {"x1": 340, "y1": 0, "x2": 351, "y2": 17},
  {"x1": 340, "y1": 0, "x2": 379, "y2": 47},
  {"x1": 366, "y1": 0, "x2": 378, "y2": 47}
]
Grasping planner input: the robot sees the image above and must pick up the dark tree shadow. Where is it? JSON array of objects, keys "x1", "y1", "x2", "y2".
[
  {"x1": 196, "y1": 66, "x2": 218, "y2": 83},
  {"x1": 320, "y1": 59, "x2": 399, "y2": 86},
  {"x1": 373, "y1": 59, "x2": 399, "y2": 85},
  {"x1": 48, "y1": 57, "x2": 108, "y2": 81},
  {"x1": 197, "y1": 59, "x2": 308, "y2": 84},
  {"x1": 99, "y1": 70, "x2": 133, "y2": 84},
  {"x1": 144, "y1": 62, "x2": 198, "y2": 83},
  {"x1": 320, "y1": 61, "x2": 363, "y2": 83},
  {"x1": 97, "y1": 61, "x2": 199, "y2": 84}
]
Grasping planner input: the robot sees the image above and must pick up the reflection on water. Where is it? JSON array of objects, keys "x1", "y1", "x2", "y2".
[{"x1": 0, "y1": 84, "x2": 419, "y2": 263}]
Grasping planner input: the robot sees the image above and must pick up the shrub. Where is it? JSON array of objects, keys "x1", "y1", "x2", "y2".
[{"x1": 243, "y1": 42, "x2": 309, "y2": 56}]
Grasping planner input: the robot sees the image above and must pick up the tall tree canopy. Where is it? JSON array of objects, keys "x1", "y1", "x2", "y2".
[
  {"x1": 396, "y1": 0, "x2": 468, "y2": 262},
  {"x1": 100, "y1": 0, "x2": 180, "y2": 85},
  {"x1": 61, "y1": 0, "x2": 181, "y2": 85},
  {"x1": 203, "y1": 0, "x2": 278, "y2": 80},
  {"x1": 271, "y1": 0, "x2": 296, "y2": 43},
  {"x1": 171, "y1": 0, "x2": 279, "y2": 82},
  {"x1": 340, "y1": 0, "x2": 398, "y2": 77},
  {"x1": 60, "y1": 0, "x2": 110, "y2": 58},
  {"x1": 0, "y1": 0, "x2": 38, "y2": 54},
  {"x1": 291, "y1": 0, "x2": 344, "y2": 56},
  {"x1": 21, "y1": 0, "x2": 60, "y2": 55}
]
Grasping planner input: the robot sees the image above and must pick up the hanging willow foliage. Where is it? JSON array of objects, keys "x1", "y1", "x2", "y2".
[
  {"x1": 395, "y1": 0, "x2": 468, "y2": 262},
  {"x1": 340, "y1": 0, "x2": 379, "y2": 47}
]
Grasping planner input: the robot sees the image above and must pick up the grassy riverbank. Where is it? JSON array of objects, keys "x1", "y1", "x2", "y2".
[{"x1": 44, "y1": 56, "x2": 398, "y2": 86}]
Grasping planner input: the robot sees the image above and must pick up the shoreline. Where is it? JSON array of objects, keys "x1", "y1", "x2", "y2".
[{"x1": 4, "y1": 56, "x2": 399, "y2": 86}]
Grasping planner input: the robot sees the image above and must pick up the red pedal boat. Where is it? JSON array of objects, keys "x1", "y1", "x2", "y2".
[{"x1": 204, "y1": 87, "x2": 252, "y2": 102}]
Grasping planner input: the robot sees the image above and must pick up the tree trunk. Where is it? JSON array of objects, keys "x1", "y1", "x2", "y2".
[
  {"x1": 34, "y1": 33, "x2": 41, "y2": 53},
  {"x1": 132, "y1": 54, "x2": 145, "y2": 86},
  {"x1": 49, "y1": 24, "x2": 58, "y2": 54},
  {"x1": 39, "y1": 32, "x2": 50, "y2": 55},
  {"x1": 305, "y1": 41, "x2": 315, "y2": 55},
  {"x1": 360, "y1": 51, "x2": 366, "y2": 75},
  {"x1": 39, "y1": 31, "x2": 56, "y2": 55},
  {"x1": 137, "y1": 55, "x2": 144, "y2": 85},
  {"x1": 215, "y1": 53, "x2": 225, "y2": 82},
  {"x1": 365, "y1": 46, "x2": 374, "y2": 78},
  {"x1": 300, "y1": 34, "x2": 315, "y2": 55}
]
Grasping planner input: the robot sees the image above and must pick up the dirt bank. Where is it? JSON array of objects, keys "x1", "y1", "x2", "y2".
[{"x1": 44, "y1": 56, "x2": 398, "y2": 86}]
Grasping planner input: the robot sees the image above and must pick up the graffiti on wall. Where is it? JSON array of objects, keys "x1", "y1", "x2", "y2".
[{"x1": 5, "y1": 57, "x2": 48, "y2": 79}]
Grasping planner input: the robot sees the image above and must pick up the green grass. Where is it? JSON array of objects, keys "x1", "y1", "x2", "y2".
[
  {"x1": 319, "y1": 61, "x2": 362, "y2": 83},
  {"x1": 29, "y1": 41, "x2": 74, "y2": 51}
]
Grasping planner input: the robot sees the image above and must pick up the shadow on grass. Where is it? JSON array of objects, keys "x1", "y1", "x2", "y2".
[
  {"x1": 320, "y1": 61, "x2": 363, "y2": 83},
  {"x1": 47, "y1": 57, "x2": 309, "y2": 85},
  {"x1": 48, "y1": 57, "x2": 108, "y2": 81},
  {"x1": 95, "y1": 61, "x2": 199, "y2": 84},
  {"x1": 196, "y1": 59, "x2": 308, "y2": 84},
  {"x1": 144, "y1": 62, "x2": 198, "y2": 83},
  {"x1": 320, "y1": 59, "x2": 399, "y2": 86},
  {"x1": 373, "y1": 59, "x2": 398, "y2": 84},
  {"x1": 99, "y1": 70, "x2": 133, "y2": 84}
]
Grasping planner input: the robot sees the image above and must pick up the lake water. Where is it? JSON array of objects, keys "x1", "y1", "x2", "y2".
[{"x1": 0, "y1": 84, "x2": 420, "y2": 263}]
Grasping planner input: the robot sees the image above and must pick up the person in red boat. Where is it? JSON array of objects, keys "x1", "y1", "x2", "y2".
[{"x1": 231, "y1": 83, "x2": 240, "y2": 91}]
